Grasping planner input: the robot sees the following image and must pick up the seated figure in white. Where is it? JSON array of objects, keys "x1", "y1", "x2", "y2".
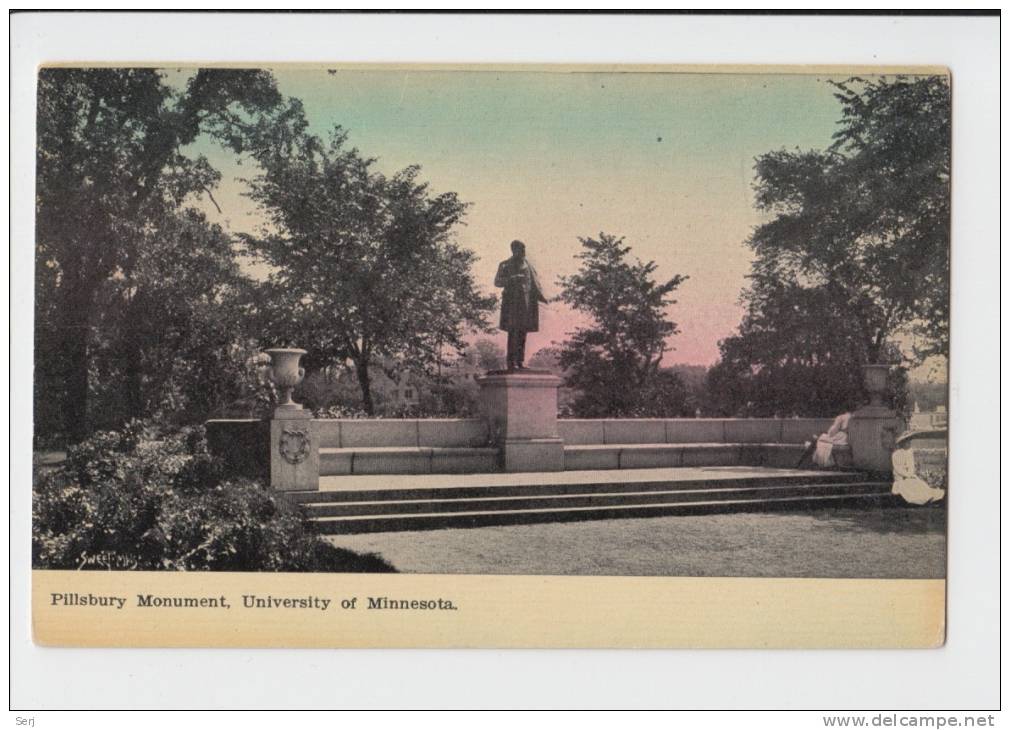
[
  {"x1": 812, "y1": 412, "x2": 851, "y2": 467},
  {"x1": 891, "y1": 449, "x2": 945, "y2": 505},
  {"x1": 797, "y1": 412, "x2": 851, "y2": 468}
]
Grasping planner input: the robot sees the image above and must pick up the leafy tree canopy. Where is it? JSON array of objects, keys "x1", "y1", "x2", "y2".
[
  {"x1": 706, "y1": 282, "x2": 908, "y2": 417},
  {"x1": 470, "y1": 338, "x2": 505, "y2": 372},
  {"x1": 708, "y1": 75, "x2": 948, "y2": 417},
  {"x1": 748, "y1": 75, "x2": 950, "y2": 362},
  {"x1": 35, "y1": 68, "x2": 288, "y2": 441},
  {"x1": 556, "y1": 233, "x2": 690, "y2": 417},
  {"x1": 527, "y1": 345, "x2": 565, "y2": 374},
  {"x1": 243, "y1": 128, "x2": 496, "y2": 413}
]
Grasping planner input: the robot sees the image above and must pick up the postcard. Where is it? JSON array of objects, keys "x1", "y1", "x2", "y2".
[{"x1": 30, "y1": 63, "x2": 948, "y2": 648}]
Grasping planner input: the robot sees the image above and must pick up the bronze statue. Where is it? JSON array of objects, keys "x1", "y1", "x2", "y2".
[{"x1": 494, "y1": 240, "x2": 548, "y2": 370}]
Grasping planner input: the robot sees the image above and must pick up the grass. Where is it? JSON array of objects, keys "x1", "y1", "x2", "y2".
[{"x1": 324, "y1": 506, "x2": 946, "y2": 578}]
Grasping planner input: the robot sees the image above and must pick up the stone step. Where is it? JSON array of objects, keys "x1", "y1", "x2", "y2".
[
  {"x1": 289, "y1": 468, "x2": 869, "y2": 504},
  {"x1": 317, "y1": 442, "x2": 824, "y2": 476},
  {"x1": 316, "y1": 440, "x2": 830, "y2": 476},
  {"x1": 563, "y1": 442, "x2": 810, "y2": 470},
  {"x1": 305, "y1": 491, "x2": 902, "y2": 534},
  {"x1": 298, "y1": 481, "x2": 890, "y2": 518}
]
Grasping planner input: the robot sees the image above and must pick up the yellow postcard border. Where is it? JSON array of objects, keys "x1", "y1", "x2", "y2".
[{"x1": 33, "y1": 570, "x2": 945, "y2": 649}]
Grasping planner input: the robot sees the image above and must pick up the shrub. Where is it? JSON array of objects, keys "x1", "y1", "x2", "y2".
[
  {"x1": 32, "y1": 421, "x2": 394, "y2": 573},
  {"x1": 415, "y1": 381, "x2": 480, "y2": 418},
  {"x1": 312, "y1": 382, "x2": 480, "y2": 419},
  {"x1": 313, "y1": 404, "x2": 372, "y2": 420},
  {"x1": 297, "y1": 371, "x2": 365, "y2": 415}
]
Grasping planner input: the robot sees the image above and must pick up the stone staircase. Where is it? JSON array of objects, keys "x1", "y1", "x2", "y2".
[
  {"x1": 285, "y1": 467, "x2": 899, "y2": 534},
  {"x1": 267, "y1": 416, "x2": 898, "y2": 534}
]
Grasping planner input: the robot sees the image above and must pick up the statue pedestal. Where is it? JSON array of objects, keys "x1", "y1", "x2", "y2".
[
  {"x1": 848, "y1": 405, "x2": 901, "y2": 474},
  {"x1": 476, "y1": 370, "x2": 564, "y2": 472},
  {"x1": 270, "y1": 407, "x2": 319, "y2": 491}
]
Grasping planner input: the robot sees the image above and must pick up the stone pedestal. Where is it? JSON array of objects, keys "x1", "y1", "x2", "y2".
[
  {"x1": 476, "y1": 370, "x2": 564, "y2": 472},
  {"x1": 848, "y1": 405, "x2": 901, "y2": 474},
  {"x1": 270, "y1": 407, "x2": 319, "y2": 491}
]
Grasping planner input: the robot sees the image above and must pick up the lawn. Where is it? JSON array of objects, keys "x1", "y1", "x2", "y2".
[{"x1": 325, "y1": 506, "x2": 946, "y2": 578}]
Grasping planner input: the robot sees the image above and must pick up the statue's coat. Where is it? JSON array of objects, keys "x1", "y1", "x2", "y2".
[{"x1": 495, "y1": 256, "x2": 547, "y2": 333}]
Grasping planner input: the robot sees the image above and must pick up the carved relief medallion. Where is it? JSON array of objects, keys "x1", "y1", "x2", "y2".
[{"x1": 279, "y1": 427, "x2": 311, "y2": 465}]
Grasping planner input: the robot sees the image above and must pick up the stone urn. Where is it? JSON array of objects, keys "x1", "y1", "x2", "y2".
[
  {"x1": 265, "y1": 348, "x2": 307, "y2": 410},
  {"x1": 862, "y1": 363, "x2": 891, "y2": 408}
]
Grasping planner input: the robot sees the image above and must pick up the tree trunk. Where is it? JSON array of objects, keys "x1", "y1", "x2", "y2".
[
  {"x1": 57, "y1": 286, "x2": 92, "y2": 443},
  {"x1": 355, "y1": 359, "x2": 374, "y2": 415},
  {"x1": 124, "y1": 330, "x2": 144, "y2": 421},
  {"x1": 122, "y1": 290, "x2": 147, "y2": 421}
]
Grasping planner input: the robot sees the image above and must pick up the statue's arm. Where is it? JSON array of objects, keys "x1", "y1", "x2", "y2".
[
  {"x1": 494, "y1": 262, "x2": 507, "y2": 288},
  {"x1": 525, "y1": 262, "x2": 548, "y2": 302},
  {"x1": 533, "y1": 277, "x2": 549, "y2": 303}
]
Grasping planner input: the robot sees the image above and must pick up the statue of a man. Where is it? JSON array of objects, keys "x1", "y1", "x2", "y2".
[{"x1": 494, "y1": 239, "x2": 548, "y2": 370}]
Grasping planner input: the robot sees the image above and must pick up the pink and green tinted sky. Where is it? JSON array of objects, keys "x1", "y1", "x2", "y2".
[{"x1": 181, "y1": 68, "x2": 860, "y2": 365}]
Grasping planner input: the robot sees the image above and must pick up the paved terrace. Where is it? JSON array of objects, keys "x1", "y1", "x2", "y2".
[{"x1": 316, "y1": 466, "x2": 834, "y2": 492}]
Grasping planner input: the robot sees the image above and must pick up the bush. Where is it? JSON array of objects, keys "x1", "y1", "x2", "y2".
[
  {"x1": 416, "y1": 381, "x2": 481, "y2": 418},
  {"x1": 311, "y1": 380, "x2": 481, "y2": 419},
  {"x1": 32, "y1": 421, "x2": 395, "y2": 573},
  {"x1": 312, "y1": 404, "x2": 372, "y2": 420},
  {"x1": 296, "y1": 370, "x2": 365, "y2": 415}
]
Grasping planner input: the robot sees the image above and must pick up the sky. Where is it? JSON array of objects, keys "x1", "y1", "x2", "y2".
[{"x1": 179, "y1": 67, "x2": 856, "y2": 365}]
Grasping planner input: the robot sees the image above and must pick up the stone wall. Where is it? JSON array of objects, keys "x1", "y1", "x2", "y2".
[
  {"x1": 208, "y1": 417, "x2": 835, "y2": 463},
  {"x1": 207, "y1": 416, "x2": 845, "y2": 487},
  {"x1": 312, "y1": 418, "x2": 489, "y2": 449},
  {"x1": 324, "y1": 417, "x2": 836, "y2": 448},
  {"x1": 557, "y1": 418, "x2": 835, "y2": 445}
]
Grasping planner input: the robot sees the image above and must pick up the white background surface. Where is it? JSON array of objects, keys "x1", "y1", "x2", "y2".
[{"x1": 9, "y1": 11, "x2": 1001, "y2": 711}]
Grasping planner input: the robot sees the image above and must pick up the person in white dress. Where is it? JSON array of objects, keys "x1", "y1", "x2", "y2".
[
  {"x1": 812, "y1": 412, "x2": 851, "y2": 467},
  {"x1": 891, "y1": 445, "x2": 946, "y2": 505},
  {"x1": 797, "y1": 412, "x2": 851, "y2": 468}
]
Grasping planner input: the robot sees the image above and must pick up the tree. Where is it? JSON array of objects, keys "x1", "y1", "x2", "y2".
[
  {"x1": 664, "y1": 364, "x2": 710, "y2": 415},
  {"x1": 244, "y1": 129, "x2": 496, "y2": 413},
  {"x1": 92, "y1": 209, "x2": 259, "y2": 425},
  {"x1": 707, "y1": 75, "x2": 947, "y2": 416},
  {"x1": 35, "y1": 67, "x2": 286, "y2": 441},
  {"x1": 706, "y1": 282, "x2": 907, "y2": 417},
  {"x1": 527, "y1": 345, "x2": 564, "y2": 374},
  {"x1": 472, "y1": 338, "x2": 505, "y2": 371},
  {"x1": 749, "y1": 75, "x2": 950, "y2": 361},
  {"x1": 556, "y1": 233, "x2": 690, "y2": 417}
]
